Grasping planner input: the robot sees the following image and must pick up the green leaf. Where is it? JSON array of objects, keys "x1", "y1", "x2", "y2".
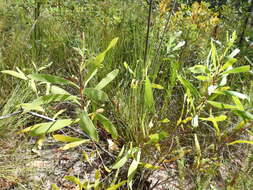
[
  {"x1": 60, "y1": 140, "x2": 90, "y2": 150},
  {"x1": 220, "y1": 58, "x2": 237, "y2": 72},
  {"x1": 95, "y1": 69, "x2": 119, "y2": 90},
  {"x1": 228, "y1": 140, "x2": 253, "y2": 145},
  {"x1": 214, "y1": 90, "x2": 250, "y2": 101},
  {"x1": 1, "y1": 70, "x2": 27, "y2": 80},
  {"x1": 128, "y1": 149, "x2": 141, "y2": 190},
  {"x1": 28, "y1": 74, "x2": 78, "y2": 88},
  {"x1": 22, "y1": 119, "x2": 73, "y2": 136},
  {"x1": 177, "y1": 75, "x2": 200, "y2": 98},
  {"x1": 53, "y1": 134, "x2": 84, "y2": 142},
  {"x1": 20, "y1": 103, "x2": 44, "y2": 112},
  {"x1": 232, "y1": 96, "x2": 244, "y2": 110},
  {"x1": 106, "y1": 180, "x2": 127, "y2": 190},
  {"x1": 233, "y1": 110, "x2": 253, "y2": 121},
  {"x1": 95, "y1": 114, "x2": 118, "y2": 139},
  {"x1": 92, "y1": 37, "x2": 119, "y2": 67},
  {"x1": 188, "y1": 65, "x2": 209, "y2": 74},
  {"x1": 146, "y1": 131, "x2": 168, "y2": 144},
  {"x1": 51, "y1": 85, "x2": 71, "y2": 95},
  {"x1": 51, "y1": 184, "x2": 61, "y2": 190},
  {"x1": 139, "y1": 162, "x2": 160, "y2": 170},
  {"x1": 144, "y1": 76, "x2": 155, "y2": 112},
  {"x1": 151, "y1": 83, "x2": 164, "y2": 89},
  {"x1": 105, "y1": 37, "x2": 119, "y2": 52},
  {"x1": 84, "y1": 68, "x2": 98, "y2": 87},
  {"x1": 83, "y1": 88, "x2": 109, "y2": 102},
  {"x1": 33, "y1": 94, "x2": 79, "y2": 105},
  {"x1": 207, "y1": 101, "x2": 239, "y2": 110},
  {"x1": 222, "y1": 65, "x2": 250, "y2": 75},
  {"x1": 200, "y1": 115, "x2": 227, "y2": 135},
  {"x1": 79, "y1": 111, "x2": 99, "y2": 141},
  {"x1": 112, "y1": 149, "x2": 132, "y2": 169},
  {"x1": 64, "y1": 176, "x2": 82, "y2": 187},
  {"x1": 195, "y1": 75, "x2": 209, "y2": 81}
]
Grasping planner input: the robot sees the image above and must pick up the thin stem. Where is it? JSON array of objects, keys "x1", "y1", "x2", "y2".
[
  {"x1": 144, "y1": 0, "x2": 153, "y2": 66},
  {"x1": 152, "y1": 0, "x2": 177, "y2": 65}
]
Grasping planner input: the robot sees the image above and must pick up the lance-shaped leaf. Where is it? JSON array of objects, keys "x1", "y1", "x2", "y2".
[
  {"x1": 20, "y1": 119, "x2": 73, "y2": 136},
  {"x1": 222, "y1": 65, "x2": 250, "y2": 75},
  {"x1": 233, "y1": 110, "x2": 253, "y2": 121},
  {"x1": 228, "y1": 140, "x2": 253, "y2": 145},
  {"x1": 50, "y1": 85, "x2": 71, "y2": 95},
  {"x1": 90, "y1": 37, "x2": 119, "y2": 68},
  {"x1": 207, "y1": 101, "x2": 239, "y2": 110},
  {"x1": 53, "y1": 135, "x2": 84, "y2": 142},
  {"x1": 188, "y1": 65, "x2": 209, "y2": 74},
  {"x1": 177, "y1": 74, "x2": 200, "y2": 98},
  {"x1": 79, "y1": 111, "x2": 99, "y2": 141},
  {"x1": 144, "y1": 76, "x2": 155, "y2": 112},
  {"x1": 1, "y1": 70, "x2": 27, "y2": 80},
  {"x1": 95, "y1": 69, "x2": 119, "y2": 90},
  {"x1": 95, "y1": 114, "x2": 118, "y2": 139},
  {"x1": 112, "y1": 149, "x2": 132, "y2": 169},
  {"x1": 28, "y1": 74, "x2": 78, "y2": 88},
  {"x1": 106, "y1": 180, "x2": 127, "y2": 190},
  {"x1": 60, "y1": 140, "x2": 90, "y2": 150},
  {"x1": 128, "y1": 149, "x2": 141, "y2": 190},
  {"x1": 83, "y1": 88, "x2": 109, "y2": 102}
]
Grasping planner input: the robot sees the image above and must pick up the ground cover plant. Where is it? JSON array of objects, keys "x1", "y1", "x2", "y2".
[{"x1": 0, "y1": 0, "x2": 253, "y2": 189}]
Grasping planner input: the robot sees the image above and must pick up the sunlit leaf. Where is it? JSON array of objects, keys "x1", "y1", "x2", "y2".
[
  {"x1": 51, "y1": 184, "x2": 61, "y2": 190},
  {"x1": 151, "y1": 83, "x2": 164, "y2": 89},
  {"x1": 60, "y1": 140, "x2": 90, "y2": 150},
  {"x1": 144, "y1": 76, "x2": 155, "y2": 112},
  {"x1": 95, "y1": 69, "x2": 119, "y2": 90},
  {"x1": 220, "y1": 58, "x2": 237, "y2": 72},
  {"x1": 64, "y1": 176, "x2": 82, "y2": 187},
  {"x1": 188, "y1": 65, "x2": 209, "y2": 74},
  {"x1": 222, "y1": 65, "x2": 250, "y2": 75},
  {"x1": 53, "y1": 134, "x2": 84, "y2": 142},
  {"x1": 1, "y1": 70, "x2": 27, "y2": 80},
  {"x1": 207, "y1": 101, "x2": 239, "y2": 110},
  {"x1": 146, "y1": 131, "x2": 168, "y2": 144},
  {"x1": 106, "y1": 180, "x2": 127, "y2": 190},
  {"x1": 112, "y1": 149, "x2": 132, "y2": 169},
  {"x1": 228, "y1": 48, "x2": 240, "y2": 58},
  {"x1": 228, "y1": 140, "x2": 253, "y2": 145},
  {"x1": 128, "y1": 149, "x2": 141, "y2": 190},
  {"x1": 172, "y1": 41, "x2": 185, "y2": 51},
  {"x1": 140, "y1": 162, "x2": 161, "y2": 170},
  {"x1": 21, "y1": 119, "x2": 73, "y2": 136},
  {"x1": 50, "y1": 85, "x2": 71, "y2": 95}
]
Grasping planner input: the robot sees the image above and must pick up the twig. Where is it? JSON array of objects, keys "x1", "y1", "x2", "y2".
[
  {"x1": 28, "y1": 111, "x2": 56, "y2": 122},
  {"x1": 0, "y1": 110, "x2": 23, "y2": 120}
]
